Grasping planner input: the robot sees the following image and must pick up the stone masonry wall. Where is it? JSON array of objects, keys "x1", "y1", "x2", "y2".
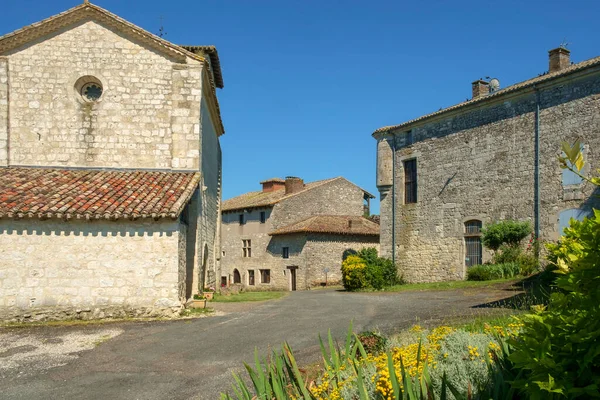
[
  {"x1": 0, "y1": 57, "x2": 7, "y2": 166},
  {"x1": 377, "y1": 72, "x2": 600, "y2": 283},
  {"x1": 198, "y1": 96, "x2": 221, "y2": 288},
  {"x1": 304, "y1": 234, "x2": 380, "y2": 286},
  {"x1": 0, "y1": 219, "x2": 185, "y2": 321},
  {"x1": 271, "y1": 178, "x2": 367, "y2": 230},
  {"x1": 220, "y1": 178, "x2": 373, "y2": 291},
  {"x1": 4, "y1": 19, "x2": 202, "y2": 170}
]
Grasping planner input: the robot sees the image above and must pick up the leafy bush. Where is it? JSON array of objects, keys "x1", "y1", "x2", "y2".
[
  {"x1": 516, "y1": 252, "x2": 539, "y2": 276},
  {"x1": 467, "y1": 263, "x2": 520, "y2": 281},
  {"x1": 341, "y1": 255, "x2": 368, "y2": 291},
  {"x1": 341, "y1": 248, "x2": 399, "y2": 291},
  {"x1": 482, "y1": 220, "x2": 531, "y2": 251},
  {"x1": 493, "y1": 244, "x2": 522, "y2": 264},
  {"x1": 509, "y1": 210, "x2": 600, "y2": 399},
  {"x1": 508, "y1": 141, "x2": 600, "y2": 399}
]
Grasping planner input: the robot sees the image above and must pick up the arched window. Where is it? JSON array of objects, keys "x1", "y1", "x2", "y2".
[
  {"x1": 233, "y1": 269, "x2": 241, "y2": 284},
  {"x1": 464, "y1": 220, "x2": 482, "y2": 267}
]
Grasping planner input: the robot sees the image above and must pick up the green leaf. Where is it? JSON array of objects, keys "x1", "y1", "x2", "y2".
[{"x1": 386, "y1": 350, "x2": 401, "y2": 400}]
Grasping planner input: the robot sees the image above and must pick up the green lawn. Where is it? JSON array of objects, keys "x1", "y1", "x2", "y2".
[
  {"x1": 211, "y1": 291, "x2": 287, "y2": 303},
  {"x1": 379, "y1": 277, "x2": 522, "y2": 292}
]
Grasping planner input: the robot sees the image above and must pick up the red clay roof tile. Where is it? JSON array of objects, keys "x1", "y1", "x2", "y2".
[{"x1": 0, "y1": 168, "x2": 200, "y2": 221}]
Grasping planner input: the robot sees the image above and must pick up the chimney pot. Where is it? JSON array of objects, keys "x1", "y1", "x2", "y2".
[
  {"x1": 284, "y1": 176, "x2": 304, "y2": 195},
  {"x1": 549, "y1": 47, "x2": 571, "y2": 73},
  {"x1": 472, "y1": 80, "x2": 490, "y2": 99}
]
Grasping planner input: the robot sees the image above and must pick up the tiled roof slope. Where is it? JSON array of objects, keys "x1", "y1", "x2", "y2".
[
  {"x1": 222, "y1": 178, "x2": 337, "y2": 212},
  {"x1": 180, "y1": 45, "x2": 224, "y2": 88},
  {"x1": 0, "y1": 168, "x2": 200, "y2": 221},
  {"x1": 373, "y1": 53, "x2": 600, "y2": 135},
  {"x1": 270, "y1": 215, "x2": 380, "y2": 236}
]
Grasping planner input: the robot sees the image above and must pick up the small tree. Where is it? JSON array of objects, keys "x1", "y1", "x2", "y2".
[{"x1": 481, "y1": 220, "x2": 531, "y2": 251}]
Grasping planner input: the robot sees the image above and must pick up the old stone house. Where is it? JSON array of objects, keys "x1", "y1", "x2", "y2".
[
  {"x1": 374, "y1": 47, "x2": 600, "y2": 283},
  {"x1": 0, "y1": 1, "x2": 225, "y2": 320},
  {"x1": 221, "y1": 177, "x2": 378, "y2": 291}
]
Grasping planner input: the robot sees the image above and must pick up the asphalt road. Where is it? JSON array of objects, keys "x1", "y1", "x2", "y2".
[{"x1": 0, "y1": 286, "x2": 519, "y2": 400}]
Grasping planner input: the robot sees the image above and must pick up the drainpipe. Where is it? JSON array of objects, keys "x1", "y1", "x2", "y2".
[
  {"x1": 534, "y1": 87, "x2": 541, "y2": 253},
  {"x1": 391, "y1": 134, "x2": 397, "y2": 265}
]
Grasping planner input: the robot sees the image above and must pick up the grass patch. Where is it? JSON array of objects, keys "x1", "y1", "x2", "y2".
[
  {"x1": 452, "y1": 313, "x2": 524, "y2": 333},
  {"x1": 212, "y1": 291, "x2": 287, "y2": 303},
  {"x1": 378, "y1": 277, "x2": 521, "y2": 292},
  {"x1": 180, "y1": 307, "x2": 215, "y2": 317}
]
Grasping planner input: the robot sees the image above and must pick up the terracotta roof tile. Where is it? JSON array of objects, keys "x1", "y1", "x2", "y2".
[
  {"x1": 373, "y1": 54, "x2": 600, "y2": 135},
  {"x1": 0, "y1": 168, "x2": 200, "y2": 221},
  {"x1": 270, "y1": 215, "x2": 380, "y2": 236},
  {"x1": 222, "y1": 178, "x2": 340, "y2": 212}
]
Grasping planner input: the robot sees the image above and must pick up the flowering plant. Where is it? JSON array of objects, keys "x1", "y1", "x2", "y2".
[
  {"x1": 193, "y1": 294, "x2": 206, "y2": 300},
  {"x1": 203, "y1": 286, "x2": 215, "y2": 292}
]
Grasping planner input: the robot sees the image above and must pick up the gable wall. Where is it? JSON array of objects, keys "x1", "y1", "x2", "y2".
[
  {"x1": 271, "y1": 179, "x2": 366, "y2": 230},
  {"x1": 4, "y1": 19, "x2": 202, "y2": 170}
]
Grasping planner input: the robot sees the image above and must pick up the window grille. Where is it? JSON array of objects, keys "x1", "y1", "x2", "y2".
[
  {"x1": 404, "y1": 159, "x2": 417, "y2": 204},
  {"x1": 260, "y1": 269, "x2": 271, "y2": 284},
  {"x1": 464, "y1": 220, "x2": 482, "y2": 267},
  {"x1": 248, "y1": 270, "x2": 255, "y2": 285}
]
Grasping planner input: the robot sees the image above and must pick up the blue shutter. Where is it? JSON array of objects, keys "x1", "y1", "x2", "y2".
[
  {"x1": 559, "y1": 208, "x2": 590, "y2": 235},
  {"x1": 562, "y1": 143, "x2": 584, "y2": 186}
]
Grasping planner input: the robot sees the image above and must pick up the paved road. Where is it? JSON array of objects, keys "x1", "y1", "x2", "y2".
[{"x1": 0, "y1": 286, "x2": 519, "y2": 400}]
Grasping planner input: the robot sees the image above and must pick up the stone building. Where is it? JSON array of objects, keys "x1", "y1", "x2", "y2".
[
  {"x1": 0, "y1": 1, "x2": 225, "y2": 320},
  {"x1": 373, "y1": 47, "x2": 600, "y2": 283},
  {"x1": 221, "y1": 177, "x2": 378, "y2": 290}
]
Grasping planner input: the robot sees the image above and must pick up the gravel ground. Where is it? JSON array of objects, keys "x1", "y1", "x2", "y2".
[{"x1": 0, "y1": 328, "x2": 123, "y2": 380}]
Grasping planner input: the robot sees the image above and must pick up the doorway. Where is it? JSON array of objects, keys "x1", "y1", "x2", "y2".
[
  {"x1": 233, "y1": 269, "x2": 241, "y2": 284},
  {"x1": 287, "y1": 266, "x2": 298, "y2": 291}
]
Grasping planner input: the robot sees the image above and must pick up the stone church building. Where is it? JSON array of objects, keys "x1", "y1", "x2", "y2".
[
  {"x1": 0, "y1": 1, "x2": 225, "y2": 320},
  {"x1": 221, "y1": 177, "x2": 379, "y2": 291},
  {"x1": 374, "y1": 47, "x2": 600, "y2": 283}
]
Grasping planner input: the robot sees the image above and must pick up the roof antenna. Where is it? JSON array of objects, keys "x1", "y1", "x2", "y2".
[
  {"x1": 158, "y1": 16, "x2": 167, "y2": 38},
  {"x1": 559, "y1": 38, "x2": 570, "y2": 50}
]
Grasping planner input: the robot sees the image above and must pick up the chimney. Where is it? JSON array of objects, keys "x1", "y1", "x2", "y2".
[
  {"x1": 284, "y1": 176, "x2": 304, "y2": 194},
  {"x1": 472, "y1": 80, "x2": 489, "y2": 99},
  {"x1": 260, "y1": 178, "x2": 285, "y2": 193},
  {"x1": 549, "y1": 47, "x2": 571, "y2": 73}
]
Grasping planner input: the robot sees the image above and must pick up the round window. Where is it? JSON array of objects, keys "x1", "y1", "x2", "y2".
[
  {"x1": 74, "y1": 76, "x2": 104, "y2": 103},
  {"x1": 81, "y1": 82, "x2": 103, "y2": 102}
]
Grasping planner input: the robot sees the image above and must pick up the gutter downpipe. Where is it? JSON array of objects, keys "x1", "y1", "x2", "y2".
[
  {"x1": 534, "y1": 86, "x2": 541, "y2": 253},
  {"x1": 391, "y1": 133, "x2": 397, "y2": 266}
]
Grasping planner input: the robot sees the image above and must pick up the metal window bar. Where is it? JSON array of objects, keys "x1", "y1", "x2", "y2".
[
  {"x1": 404, "y1": 159, "x2": 417, "y2": 204},
  {"x1": 465, "y1": 236, "x2": 482, "y2": 267},
  {"x1": 465, "y1": 220, "x2": 482, "y2": 235}
]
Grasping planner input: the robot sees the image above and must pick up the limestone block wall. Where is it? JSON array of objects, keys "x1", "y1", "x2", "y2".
[
  {"x1": 0, "y1": 57, "x2": 7, "y2": 166},
  {"x1": 271, "y1": 178, "x2": 367, "y2": 230},
  {"x1": 0, "y1": 219, "x2": 186, "y2": 321},
  {"x1": 221, "y1": 208, "x2": 276, "y2": 287},
  {"x1": 377, "y1": 72, "x2": 600, "y2": 283},
  {"x1": 198, "y1": 96, "x2": 221, "y2": 288},
  {"x1": 304, "y1": 234, "x2": 380, "y2": 286},
  {"x1": 4, "y1": 19, "x2": 202, "y2": 170}
]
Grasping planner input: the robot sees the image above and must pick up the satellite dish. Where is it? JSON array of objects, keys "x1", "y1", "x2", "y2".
[{"x1": 489, "y1": 78, "x2": 500, "y2": 92}]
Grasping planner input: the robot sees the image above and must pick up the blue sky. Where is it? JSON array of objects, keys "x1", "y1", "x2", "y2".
[{"x1": 2, "y1": 1, "x2": 600, "y2": 213}]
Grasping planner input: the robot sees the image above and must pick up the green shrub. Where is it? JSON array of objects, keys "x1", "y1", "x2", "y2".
[
  {"x1": 510, "y1": 210, "x2": 600, "y2": 399},
  {"x1": 467, "y1": 263, "x2": 520, "y2": 281},
  {"x1": 493, "y1": 244, "x2": 522, "y2": 263},
  {"x1": 516, "y1": 252, "x2": 539, "y2": 276},
  {"x1": 341, "y1": 255, "x2": 369, "y2": 291},
  {"x1": 482, "y1": 220, "x2": 531, "y2": 251},
  {"x1": 508, "y1": 141, "x2": 600, "y2": 399},
  {"x1": 341, "y1": 248, "x2": 399, "y2": 291}
]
